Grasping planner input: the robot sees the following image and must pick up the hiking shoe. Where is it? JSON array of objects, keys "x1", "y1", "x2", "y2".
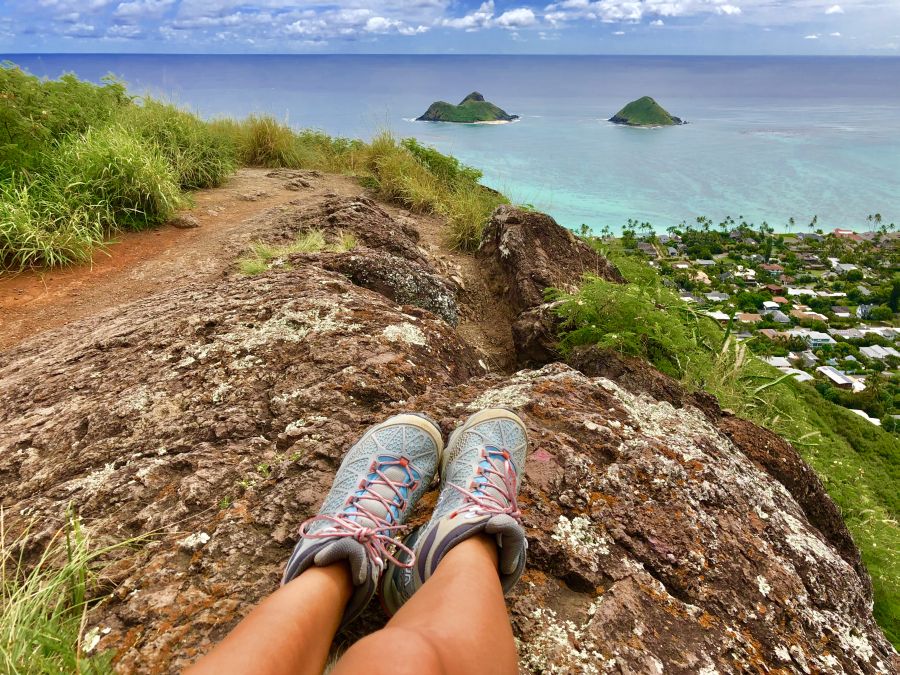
[
  {"x1": 381, "y1": 408, "x2": 528, "y2": 615},
  {"x1": 282, "y1": 413, "x2": 443, "y2": 628}
]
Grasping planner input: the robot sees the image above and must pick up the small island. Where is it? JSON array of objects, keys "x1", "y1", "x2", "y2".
[
  {"x1": 609, "y1": 96, "x2": 685, "y2": 127},
  {"x1": 416, "y1": 92, "x2": 519, "y2": 124}
]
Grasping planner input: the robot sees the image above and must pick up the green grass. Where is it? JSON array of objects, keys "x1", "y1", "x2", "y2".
[
  {"x1": 237, "y1": 228, "x2": 357, "y2": 275},
  {"x1": 1, "y1": 64, "x2": 504, "y2": 270},
  {"x1": 416, "y1": 92, "x2": 516, "y2": 123},
  {"x1": 553, "y1": 246, "x2": 900, "y2": 646},
  {"x1": 0, "y1": 509, "x2": 136, "y2": 674},
  {"x1": 610, "y1": 96, "x2": 680, "y2": 126}
]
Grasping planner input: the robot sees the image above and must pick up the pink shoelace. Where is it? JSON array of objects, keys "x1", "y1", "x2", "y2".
[
  {"x1": 299, "y1": 457, "x2": 420, "y2": 568},
  {"x1": 449, "y1": 447, "x2": 522, "y2": 521}
]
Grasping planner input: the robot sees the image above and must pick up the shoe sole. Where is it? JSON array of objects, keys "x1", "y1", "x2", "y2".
[{"x1": 441, "y1": 408, "x2": 527, "y2": 478}]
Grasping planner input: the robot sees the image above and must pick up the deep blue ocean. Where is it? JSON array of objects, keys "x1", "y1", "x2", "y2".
[{"x1": 6, "y1": 54, "x2": 900, "y2": 233}]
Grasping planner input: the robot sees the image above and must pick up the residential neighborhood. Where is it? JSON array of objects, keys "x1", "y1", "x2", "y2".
[{"x1": 620, "y1": 217, "x2": 900, "y2": 431}]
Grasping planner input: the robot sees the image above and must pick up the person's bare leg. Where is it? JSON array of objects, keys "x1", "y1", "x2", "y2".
[
  {"x1": 187, "y1": 563, "x2": 352, "y2": 675},
  {"x1": 332, "y1": 535, "x2": 518, "y2": 675}
]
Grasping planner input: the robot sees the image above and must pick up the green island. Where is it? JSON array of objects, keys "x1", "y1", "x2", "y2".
[
  {"x1": 416, "y1": 91, "x2": 519, "y2": 123},
  {"x1": 609, "y1": 95, "x2": 685, "y2": 127}
]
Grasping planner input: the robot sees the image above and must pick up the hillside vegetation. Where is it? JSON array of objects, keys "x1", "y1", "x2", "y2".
[
  {"x1": 0, "y1": 64, "x2": 504, "y2": 270},
  {"x1": 416, "y1": 92, "x2": 518, "y2": 123},
  {"x1": 552, "y1": 246, "x2": 899, "y2": 645},
  {"x1": 609, "y1": 96, "x2": 683, "y2": 126}
]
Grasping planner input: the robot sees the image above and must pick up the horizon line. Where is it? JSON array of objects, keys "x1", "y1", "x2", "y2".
[{"x1": 3, "y1": 52, "x2": 900, "y2": 58}]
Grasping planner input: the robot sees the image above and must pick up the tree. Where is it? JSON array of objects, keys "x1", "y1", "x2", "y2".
[
  {"x1": 808, "y1": 215, "x2": 818, "y2": 232},
  {"x1": 868, "y1": 305, "x2": 894, "y2": 322},
  {"x1": 889, "y1": 276, "x2": 900, "y2": 313}
]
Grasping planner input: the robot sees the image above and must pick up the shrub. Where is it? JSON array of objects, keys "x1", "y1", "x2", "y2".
[{"x1": 228, "y1": 115, "x2": 302, "y2": 168}]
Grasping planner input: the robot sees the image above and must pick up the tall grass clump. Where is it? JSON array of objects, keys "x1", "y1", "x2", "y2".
[
  {"x1": 228, "y1": 115, "x2": 303, "y2": 168},
  {"x1": 553, "y1": 246, "x2": 900, "y2": 646},
  {"x1": 0, "y1": 509, "x2": 134, "y2": 674},
  {"x1": 55, "y1": 125, "x2": 181, "y2": 230},
  {"x1": 123, "y1": 100, "x2": 236, "y2": 190}
]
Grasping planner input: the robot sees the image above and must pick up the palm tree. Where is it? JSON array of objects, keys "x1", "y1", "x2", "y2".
[{"x1": 787, "y1": 216, "x2": 795, "y2": 234}]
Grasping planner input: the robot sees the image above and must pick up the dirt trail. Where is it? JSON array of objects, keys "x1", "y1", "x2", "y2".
[{"x1": 0, "y1": 168, "x2": 515, "y2": 369}]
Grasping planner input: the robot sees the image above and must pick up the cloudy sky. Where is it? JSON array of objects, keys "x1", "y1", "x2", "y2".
[{"x1": 1, "y1": 0, "x2": 898, "y2": 54}]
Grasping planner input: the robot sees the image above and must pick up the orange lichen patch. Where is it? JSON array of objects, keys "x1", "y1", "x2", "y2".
[
  {"x1": 698, "y1": 612, "x2": 716, "y2": 629},
  {"x1": 522, "y1": 568, "x2": 549, "y2": 585},
  {"x1": 591, "y1": 492, "x2": 618, "y2": 506}
]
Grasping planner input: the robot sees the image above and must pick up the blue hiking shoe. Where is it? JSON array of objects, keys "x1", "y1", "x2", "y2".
[
  {"x1": 282, "y1": 413, "x2": 443, "y2": 628},
  {"x1": 381, "y1": 408, "x2": 528, "y2": 615}
]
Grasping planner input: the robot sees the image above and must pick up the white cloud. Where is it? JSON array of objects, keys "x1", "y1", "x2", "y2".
[
  {"x1": 830, "y1": 31, "x2": 841, "y2": 36},
  {"x1": 496, "y1": 7, "x2": 537, "y2": 28},
  {"x1": 804, "y1": 33, "x2": 819, "y2": 39},
  {"x1": 63, "y1": 22, "x2": 99, "y2": 36},
  {"x1": 614, "y1": 30, "x2": 625, "y2": 34},
  {"x1": 651, "y1": 19, "x2": 664, "y2": 25},
  {"x1": 364, "y1": 16, "x2": 428, "y2": 35},
  {"x1": 825, "y1": 4, "x2": 844, "y2": 14},
  {"x1": 114, "y1": 0, "x2": 175, "y2": 19},
  {"x1": 715, "y1": 4, "x2": 742, "y2": 16},
  {"x1": 442, "y1": 1, "x2": 495, "y2": 30}
]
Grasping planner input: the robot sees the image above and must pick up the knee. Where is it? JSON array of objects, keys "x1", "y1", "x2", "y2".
[{"x1": 338, "y1": 626, "x2": 447, "y2": 675}]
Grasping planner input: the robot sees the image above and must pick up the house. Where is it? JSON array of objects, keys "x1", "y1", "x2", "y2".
[
  {"x1": 857, "y1": 304, "x2": 875, "y2": 319},
  {"x1": 762, "y1": 301, "x2": 780, "y2": 311},
  {"x1": 817, "y1": 290, "x2": 847, "y2": 298},
  {"x1": 787, "y1": 287, "x2": 815, "y2": 297},
  {"x1": 695, "y1": 259, "x2": 716, "y2": 267},
  {"x1": 765, "y1": 284, "x2": 783, "y2": 293},
  {"x1": 667, "y1": 247, "x2": 678, "y2": 256},
  {"x1": 798, "y1": 350, "x2": 819, "y2": 367},
  {"x1": 780, "y1": 275, "x2": 796, "y2": 284},
  {"x1": 833, "y1": 228, "x2": 864, "y2": 242},
  {"x1": 737, "y1": 313, "x2": 762, "y2": 323},
  {"x1": 772, "y1": 296, "x2": 789, "y2": 305},
  {"x1": 637, "y1": 242, "x2": 658, "y2": 258},
  {"x1": 705, "y1": 310, "x2": 731, "y2": 323},
  {"x1": 816, "y1": 366, "x2": 854, "y2": 388},
  {"x1": 860, "y1": 345, "x2": 900, "y2": 360},
  {"x1": 830, "y1": 328, "x2": 864, "y2": 340},
  {"x1": 806, "y1": 331, "x2": 836, "y2": 347},
  {"x1": 673, "y1": 261, "x2": 691, "y2": 270},
  {"x1": 836, "y1": 263, "x2": 859, "y2": 274},
  {"x1": 769, "y1": 310, "x2": 790, "y2": 324},
  {"x1": 790, "y1": 309, "x2": 829, "y2": 323},
  {"x1": 796, "y1": 232, "x2": 824, "y2": 242},
  {"x1": 762, "y1": 356, "x2": 792, "y2": 368},
  {"x1": 706, "y1": 292, "x2": 729, "y2": 302},
  {"x1": 831, "y1": 306, "x2": 851, "y2": 318},
  {"x1": 679, "y1": 293, "x2": 703, "y2": 304},
  {"x1": 658, "y1": 234, "x2": 681, "y2": 244},
  {"x1": 760, "y1": 263, "x2": 784, "y2": 273},
  {"x1": 759, "y1": 328, "x2": 780, "y2": 339},
  {"x1": 856, "y1": 285, "x2": 872, "y2": 297},
  {"x1": 849, "y1": 409, "x2": 881, "y2": 426},
  {"x1": 784, "y1": 368, "x2": 815, "y2": 383}
]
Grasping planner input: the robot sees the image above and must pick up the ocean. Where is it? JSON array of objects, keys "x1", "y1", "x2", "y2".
[{"x1": 6, "y1": 54, "x2": 900, "y2": 233}]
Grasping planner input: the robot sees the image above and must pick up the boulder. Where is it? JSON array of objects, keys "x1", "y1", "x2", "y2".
[{"x1": 479, "y1": 205, "x2": 625, "y2": 315}]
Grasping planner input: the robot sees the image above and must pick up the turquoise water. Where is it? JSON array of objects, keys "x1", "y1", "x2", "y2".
[{"x1": 6, "y1": 54, "x2": 900, "y2": 233}]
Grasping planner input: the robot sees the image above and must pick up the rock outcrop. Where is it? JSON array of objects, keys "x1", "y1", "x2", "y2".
[{"x1": 0, "y1": 193, "x2": 895, "y2": 673}]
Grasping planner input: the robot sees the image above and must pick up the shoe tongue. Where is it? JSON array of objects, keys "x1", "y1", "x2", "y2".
[{"x1": 349, "y1": 461, "x2": 410, "y2": 529}]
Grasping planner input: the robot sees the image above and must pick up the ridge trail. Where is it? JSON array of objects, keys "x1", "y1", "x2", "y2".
[{"x1": 0, "y1": 168, "x2": 516, "y2": 370}]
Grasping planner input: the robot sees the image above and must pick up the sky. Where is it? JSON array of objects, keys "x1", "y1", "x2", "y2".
[{"x1": 0, "y1": 0, "x2": 898, "y2": 55}]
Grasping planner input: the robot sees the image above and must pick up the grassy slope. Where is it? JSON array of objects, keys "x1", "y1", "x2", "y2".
[
  {"x1": 611, "y1": 96, "x2": 678, "y2": 126},
  {"x1": 553, "y1": 247, "x2": 899, "y2": 646}
]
